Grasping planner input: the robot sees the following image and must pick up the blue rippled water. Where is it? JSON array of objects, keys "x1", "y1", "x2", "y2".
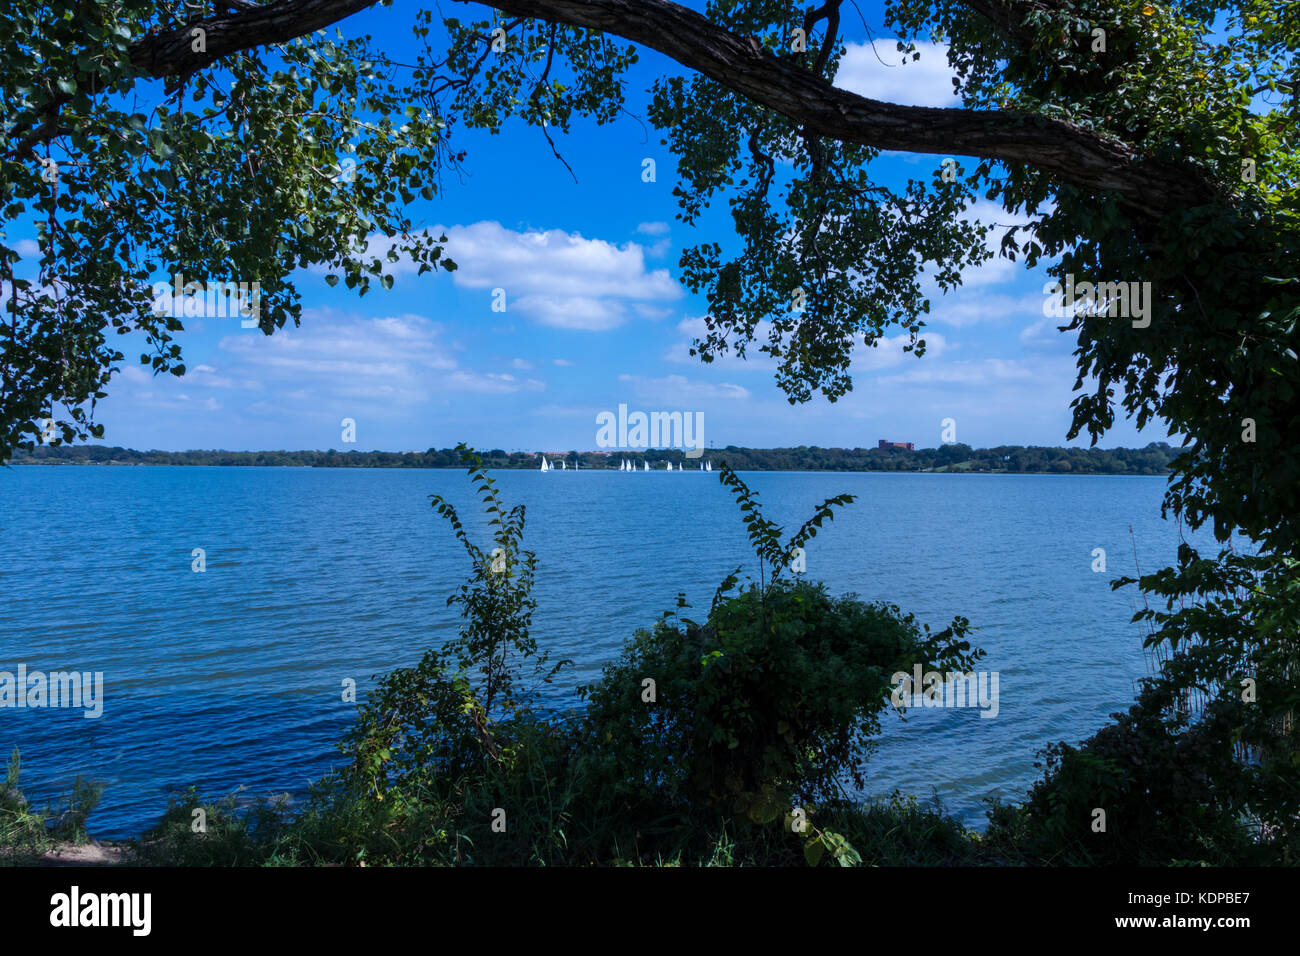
[{"x1": 0, "y1": 465, "x2": 1201, "y2": 838}]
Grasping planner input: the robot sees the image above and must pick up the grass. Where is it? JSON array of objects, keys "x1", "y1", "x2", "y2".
[
  {"x1": 115, "y1": 772, "x2": 1014, "y2": 868},
  {"x1": 0, "y1": 747, "x2": 104, "y2": 866}
]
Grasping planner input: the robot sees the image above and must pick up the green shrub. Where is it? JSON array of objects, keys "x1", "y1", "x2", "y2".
[
  {"x1": 134, "y1": 788, "x2": 292, "y2": 866},
  {"x1": 568, "y1": 465, "x2": 980, "y2": 864},
  {"x1": 0, "y1": 747, "x2": 103, "y2": 864},
  {"x1": 0, "y1": 748, "x2": 47, "y2": 864},
  {"x1": 984, "y1": 682, "x2": 1266, "y2": 865},
  {"x1": 825, "y1": 793, "x2": 985, "y2": 866},
  {"x1": 578, "y1": 579, "x2": 978, "y2": 820}
]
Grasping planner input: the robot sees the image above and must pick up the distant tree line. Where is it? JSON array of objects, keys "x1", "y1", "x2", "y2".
[{"x1": 7, "y1": 442, "x2": 1178, "y2": 475}]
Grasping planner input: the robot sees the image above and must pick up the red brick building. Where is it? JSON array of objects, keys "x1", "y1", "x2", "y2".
[{"x1": 878, "y1": 440, "x2": 915, "y2": 451}]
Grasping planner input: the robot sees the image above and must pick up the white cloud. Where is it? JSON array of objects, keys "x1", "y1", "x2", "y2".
[
  {"x1": 527, "y1": 402, "x2": 597, "y2": 418},
  {"x1": 213, "y1": 308, "x2": 537, "y2": 405},
  {"x1": 835, "y1": 40, "x2": 959, "y2": 107},
  {"x1": 511, "y1": 358, "x2": 534, "y2": 370},
  {"x1": 1020, "y1": 313, "x2": 1073, "y2": 350},
  {"x1": 553, "y1": 358, "x2": 575, "y2": 367},
  {"x1": 665, "y1": 318, "x2": 949, "y2": 375},
  {"x1": 632, "y1": 303, "x2": 674, "y2": 320},
  {"x1": 664, "y1": 316, "x2": 779, "y2": 370},
  {"x1": 851, "y1": 332, "x2": 951, "y2": 372},
  {"x1": 874, "y1": 357, "x2": 1043, "y2": 387},
  {"x1": 443, "y1": 370, "x2": 545, "y2": 394},
  {"x1": 513, "y1": 294, "x2": 626, "y2": 331},
  {"x1": 926, "y1": 291, "x2": 1044, "y2": 328},
  {"x1": 617, "y1": 373, "x2": 750, "y2": 402},
  {"x1": 438, "y1": 221, "x2": 682, "y2": 331},
  {"x1": 945, "y1": 198, "x2": 1047, "y2": 288},
  {"x1": 637, "y1": 222, "x2": 670, "y2": 236}
]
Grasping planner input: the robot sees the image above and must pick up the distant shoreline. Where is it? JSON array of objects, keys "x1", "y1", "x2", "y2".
[
  {"x1": 5, "y1": 462, "x2": 1171, "y2": 476},
  {"x1": 6, "y1": 443, "x2": 1178, "y2": 476}
]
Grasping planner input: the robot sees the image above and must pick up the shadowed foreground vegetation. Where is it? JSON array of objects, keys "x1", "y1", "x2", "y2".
[
  {"x1": 0, "y1": 748, "x2": 103, "y2": 867},
  {"x1": 4, "y1": 449, "x2": 1293, "y2": 867}
]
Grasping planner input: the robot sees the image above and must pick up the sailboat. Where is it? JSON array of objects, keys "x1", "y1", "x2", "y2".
[
  {"x1": 643, "y1": 460, "x2": 649, "y2": 472},
  {"x1": 666, "y1": 462, "x2": 672, "y2": 471},
  {"x1": 699, "y1": 461, "x2": 704, "y2": 471},
  {"x1": 706, "y1": 461, "x2": 712, "y2": 472},
  {"x1": 561, "y1": 460, "x2": 567, "y2": 470},
  {"x1": 540, "y1": 456, "x2": 550, "y2": 472}
]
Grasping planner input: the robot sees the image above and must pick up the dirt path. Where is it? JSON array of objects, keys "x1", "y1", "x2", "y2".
[{"x1": 40, "y1": 841, "x2": 133, "y2": 866}]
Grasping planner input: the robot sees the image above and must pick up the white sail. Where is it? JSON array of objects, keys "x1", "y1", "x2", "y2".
[
  {"x1": 643, "y1": 461, "x2": 649, "y2": 471},
  {"x1": 540, "y1": 456, "x2": 549, "y2": 472},
  {"x1": 561, "y1": 460, "x2": 566, "y2": 470}
]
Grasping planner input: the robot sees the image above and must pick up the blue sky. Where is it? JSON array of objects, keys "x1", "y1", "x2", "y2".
[{"x1": 17, "y1": 2, "x2": 1171, "y2": 453}]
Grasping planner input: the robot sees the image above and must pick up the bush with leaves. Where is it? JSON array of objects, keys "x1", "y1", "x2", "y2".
[
  {"x1": 985, "y1": 682, "x2": 1270, "y2": 866},
  {"x1": 575, "y1": 464, "x2": 981, "y2": 863}
]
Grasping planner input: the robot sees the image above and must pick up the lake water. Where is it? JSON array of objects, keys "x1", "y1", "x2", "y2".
[{"x1": 0, "y1": 465, "x2": 1198, "y2": 838}]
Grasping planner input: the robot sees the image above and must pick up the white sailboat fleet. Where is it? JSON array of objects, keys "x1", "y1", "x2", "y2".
[
  {"x1": 614, "y1": 457, "x2": 711, "y2": 471},
  {"x1": 540, "y1": 455, "x2": 580, "y2": 471},
  {"x1": 548, "y1": 454, "x2": 712, "y2": 472}
]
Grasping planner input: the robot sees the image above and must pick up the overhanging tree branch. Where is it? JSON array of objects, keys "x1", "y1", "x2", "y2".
[
  {"x1": 50, "y1": 0, "x2": 1215, "y2": 221},
  {"x1": 130, "y1": 0, "x2": 377, "y2": 77},
  {"x1": 459, "y1": 0, "x2": 1215, "y2": 219}
]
